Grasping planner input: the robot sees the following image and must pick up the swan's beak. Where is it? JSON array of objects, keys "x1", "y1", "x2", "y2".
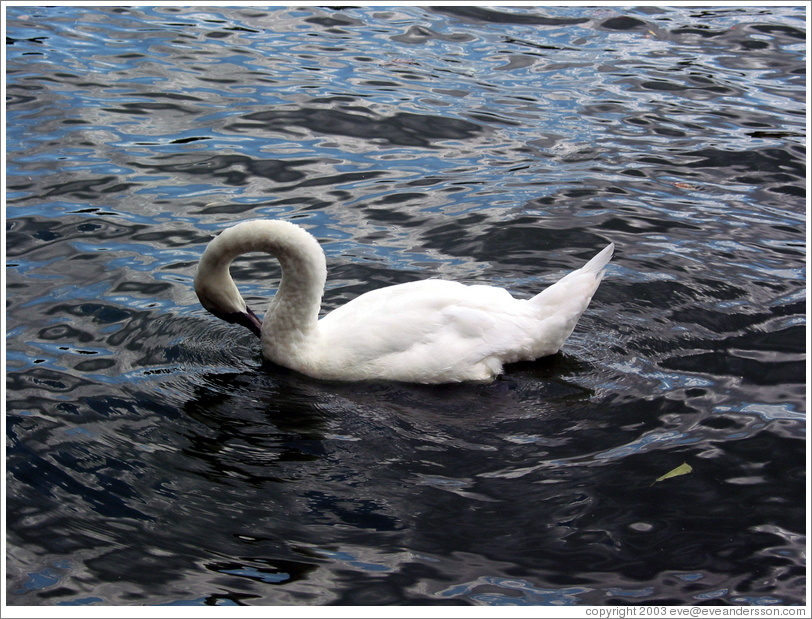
[
  {"x1": 211, "y1": 306, "x2": 263, "y2": 338},
  {"x1": 240, "y1": 307, "x2": 263, "y2": 338}
]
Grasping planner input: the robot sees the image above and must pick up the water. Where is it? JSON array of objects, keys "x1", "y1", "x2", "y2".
[{"x1": 4, "y1": 4, "x2": 806, "y2": 607}]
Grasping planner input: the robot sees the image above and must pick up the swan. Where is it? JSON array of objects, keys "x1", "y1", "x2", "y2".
[{"x1": 194, "y1": 219, "x2": 613, "y2": 383}]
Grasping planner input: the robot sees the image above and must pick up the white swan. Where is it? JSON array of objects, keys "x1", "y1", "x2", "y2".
[{"x1": 194, "y1": 219, "x2": 613, "y2": 383}]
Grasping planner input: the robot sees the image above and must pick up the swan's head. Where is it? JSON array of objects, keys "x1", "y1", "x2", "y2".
[
  {"x1": 194, "y1": 229, "x2": 263, "y2": 338},
  {"x1": 195, "y1": 274, "x2": 263, "y2": 337}
]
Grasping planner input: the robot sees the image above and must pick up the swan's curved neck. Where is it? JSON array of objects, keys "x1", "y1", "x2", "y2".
[{"x1": 198, "y1": 220, "x2": 327, "y2": 339}]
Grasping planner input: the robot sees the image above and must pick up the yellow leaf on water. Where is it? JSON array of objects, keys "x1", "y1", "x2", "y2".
[{"x1": 652, "y1": 462, "x2": 693, "y2": 485}]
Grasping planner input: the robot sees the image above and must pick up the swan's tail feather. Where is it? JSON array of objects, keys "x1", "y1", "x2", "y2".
[
  {"x1": 582, "y1": 242, "x2": 614, "y2": 275},
  {"x1": 521, "y1": 243, "x2": 614, "y2": 355},
  {"x1": 528, "y1": 243, "x2": 614, "y2": 310}
]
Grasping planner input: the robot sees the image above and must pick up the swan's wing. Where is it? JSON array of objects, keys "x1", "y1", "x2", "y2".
[
  {"x1": 317, "y1": 280, "x2": 539, "y2": 380},
  {"x1": 320, "y1": 279, "x2": 516, "y2": 336},
  {"x1": 321, "y1": 279, "x2": 511, "y2": 330}
]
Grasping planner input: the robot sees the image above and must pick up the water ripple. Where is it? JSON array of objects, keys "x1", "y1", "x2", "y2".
[{"x1": 6, "y1": 4, "x2": 805, "y2": 606}]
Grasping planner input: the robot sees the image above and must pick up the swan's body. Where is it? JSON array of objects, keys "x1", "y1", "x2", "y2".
[{"x1": 194, "y1": 219, "x2": 613, "y2": 383}]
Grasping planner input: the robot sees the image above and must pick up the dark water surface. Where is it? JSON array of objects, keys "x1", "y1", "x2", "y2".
[{"x1": 5, "y1": 5, "x2": 807, "y2": 607}]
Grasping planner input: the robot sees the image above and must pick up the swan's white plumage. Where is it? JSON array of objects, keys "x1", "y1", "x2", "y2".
[{"x1": 194, "y1": 219, "x2": 613, "y2": 383}]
